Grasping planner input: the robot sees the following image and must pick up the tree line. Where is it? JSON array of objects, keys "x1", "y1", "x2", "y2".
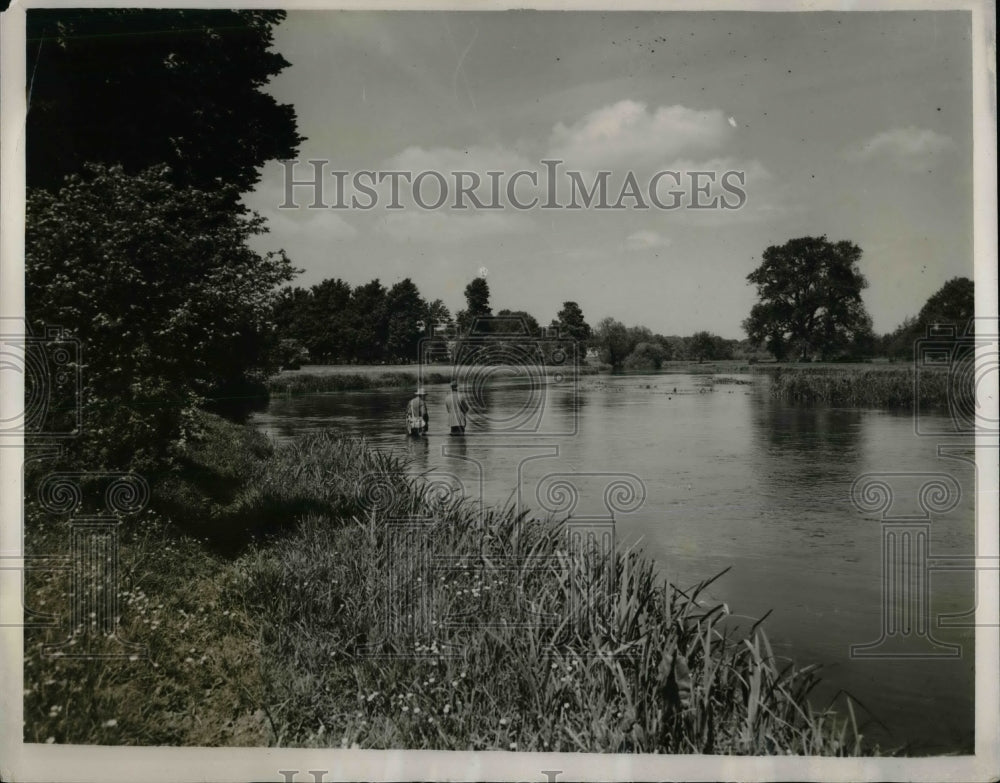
[
  {"x1": 272, "y1": 276, "x2": 595, "y2": 367},
  {"x1": 273, "y1": 241, "x2": 974, "y2": 373},
  {"x1": 271, "y1": 274, "x2": 754, "y2": 370}
]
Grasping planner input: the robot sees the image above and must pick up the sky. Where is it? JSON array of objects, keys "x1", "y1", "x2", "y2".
[{"x1": 244, "y1": 10, "x2": 973, "y2": 339}]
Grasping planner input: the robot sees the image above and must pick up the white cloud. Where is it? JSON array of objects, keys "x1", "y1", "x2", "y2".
[
  {"x1": 547, "y1": 100, "x2": 733, "y2": 171},
  {"x1": 847, "y1": 127, "x2": 954, "y2": 169},
  {"x1": 624, "y1": 230, "x2": 671, "y2": 251},
  {"x1": 380, "y1": 211, "x2": 532, "y2": 244}
]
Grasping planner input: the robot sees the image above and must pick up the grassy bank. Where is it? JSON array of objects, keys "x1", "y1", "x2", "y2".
[
  {"x1": 266, "y1": 369, "x2": 450, "y2": 395},
  {"x1": 24, "y1": 412, "x2": 866, "y2": 753}
]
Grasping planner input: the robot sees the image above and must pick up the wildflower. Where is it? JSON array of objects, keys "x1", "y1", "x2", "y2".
[
  {"x1": 509, "y1": 742, "x2": 517, "y2": 750},
  {"x1": 443, "y1": 704, "x2": 451, "y2": 714},
  {"x1": 102, "y1": 719, "x2": 117, "y2": 728},
  {"x1": 45, "y1": 737, "x2": 55, "y2": 744},
  {"x1": 499, "y1": 718, "x2": 508, "y2": 726}
]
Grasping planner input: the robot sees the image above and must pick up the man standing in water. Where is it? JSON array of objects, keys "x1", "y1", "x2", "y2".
[
  {"x1": 406, "y1": 388, "x2": 428, "y2": 437},
  {"x1": 445, "y1": 379, "x2": 470, "y2": 435}
]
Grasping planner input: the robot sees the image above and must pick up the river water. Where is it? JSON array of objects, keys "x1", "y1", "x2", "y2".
[{"x1": 252, "y1": 370, "x2": 976, "y2": 754}]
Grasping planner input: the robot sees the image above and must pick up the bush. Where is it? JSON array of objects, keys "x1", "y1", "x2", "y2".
[
  {"x1": 26, "y1": 164, "x2": 296, "y2": 470},
  {"x1": 623, "y1": 342, "x2": 668, "y2": 370}
]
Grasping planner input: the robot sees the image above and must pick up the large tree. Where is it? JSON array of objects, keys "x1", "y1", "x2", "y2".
[
  {"x1": 26, "y1": 9, "x2": 302, "y2": 194},
  {"x1": 743, "y1": 236, "x2": 873, "y2": 361}
]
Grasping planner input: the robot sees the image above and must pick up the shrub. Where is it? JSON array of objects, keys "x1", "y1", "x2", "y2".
[{"x1": 26, "y1": 164, "x2": 296, "y2": 470}]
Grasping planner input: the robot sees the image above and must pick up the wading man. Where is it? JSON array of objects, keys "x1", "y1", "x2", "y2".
[
  {"x1": 406, "y1": 388, "x2": 428, "y2": 436},
  {"x1": 445, "y1": 379, "x2": 470, "y2": 435}
]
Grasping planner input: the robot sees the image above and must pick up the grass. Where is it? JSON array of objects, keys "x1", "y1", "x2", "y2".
[{"x1": 23, "y1": 411, "x2": 869, "y2": 753}]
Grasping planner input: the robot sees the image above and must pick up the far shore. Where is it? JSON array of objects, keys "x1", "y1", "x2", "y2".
[{"x1": 265, "y1": 360, "x2": 954, "y2": 410}]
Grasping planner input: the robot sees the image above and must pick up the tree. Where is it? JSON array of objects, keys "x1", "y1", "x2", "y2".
[
  {"x1": 881, "y1": 277, "x2": 974, "y2": 359},
  {"x1": 424, "y1": 299, "x2": 453, "y2": 334},
  {"x1": 593, "y1": 318, "x2": 633, "y2": 368},
  {"x1": 456, "y1": 277, "x2": 492, "y2": 335},
  {"x1": 916, "y1": 277, "x2": 975, "y2": 330},
  {"x1": 384, "y1": 279, "x2": 427, "y2": 363},
  {"x1": 421, "y1": 299, "x2": 453, "y2": 363},
  {"x1": 652, "y1": 335, "x2": 675, "y2": 362},
  {"x1": 26, "y1": 164, "x2": 296, "y2": 470},
  {"x1": 688, "y1": 331, "x2": 717, "y2": 363},
  {"x1": 306, "y1": 278, "x2": 353, "y2": 362},
  {"x1": 554, "y1": 301, "x2": 592, "y2": 356},
  {"x1": 349, "y1": 280, "x2": 389, "y2": 362},
  {"x1": 26, "y1": 9, "x2": 302, "y2": 195},
  {"x1": 496, "y1": 309, "x2": 541, "y2": 337},
  {"x1": 743, "y1": 236, "x2": 872, "y2": 361}
]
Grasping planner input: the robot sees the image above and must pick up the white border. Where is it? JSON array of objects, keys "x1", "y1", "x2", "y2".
[{"x1": 1, "y1": 1, "x2": 997, "y2": 781}]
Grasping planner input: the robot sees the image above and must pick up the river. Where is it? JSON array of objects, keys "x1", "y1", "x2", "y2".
[{"x1": 251, "y1": 370, "x2": 976, "y2": 754}]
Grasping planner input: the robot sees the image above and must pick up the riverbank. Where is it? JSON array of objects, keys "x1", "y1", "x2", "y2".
[{"x1": 23, "y1": 411, "x2": 865, "y2": 753}]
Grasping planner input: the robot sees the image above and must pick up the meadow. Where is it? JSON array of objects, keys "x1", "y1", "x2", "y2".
[{"x1": 23, "y1": 411, "x2": 867, "y2": 753}]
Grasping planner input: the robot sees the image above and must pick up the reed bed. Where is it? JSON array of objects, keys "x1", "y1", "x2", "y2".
[
  {"x1": 23, "y1": 414, "x2": 869, "y2": 753},
  {"x1": 764, "y1": 367, "x2": 953, "y2": 408}
]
